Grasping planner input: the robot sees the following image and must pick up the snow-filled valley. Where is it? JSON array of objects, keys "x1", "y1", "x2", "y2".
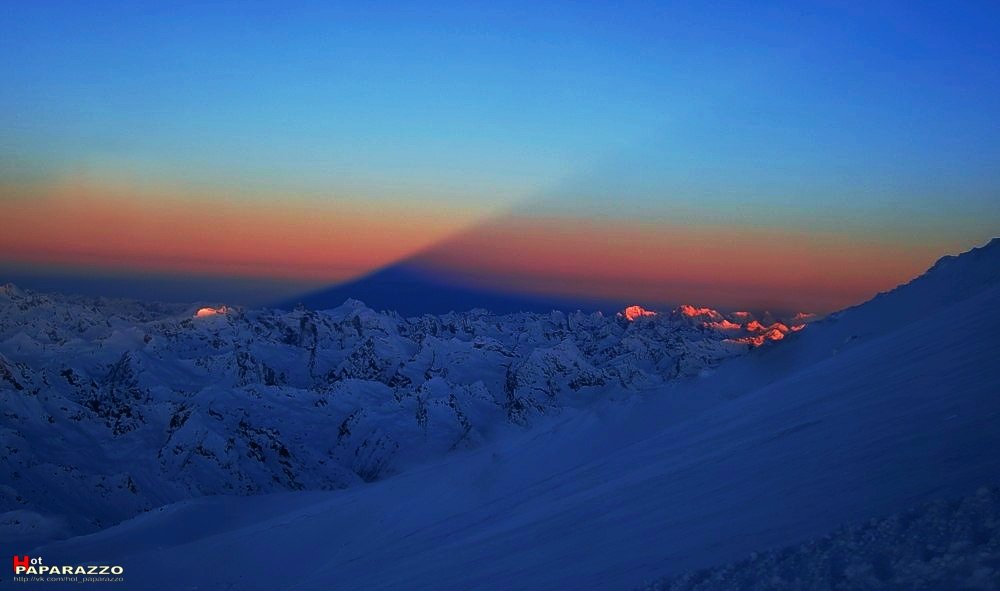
[{"x1": 2, "y1": 238, "x2": 999, "y2": 589}]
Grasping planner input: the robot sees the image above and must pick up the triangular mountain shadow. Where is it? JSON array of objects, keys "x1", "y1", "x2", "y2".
[{"x1": 274, "y1": 263, "x2": 626, "y2": 316}]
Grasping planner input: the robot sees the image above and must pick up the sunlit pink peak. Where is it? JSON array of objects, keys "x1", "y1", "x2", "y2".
[
  {"x1": 620, "y1": 305, "x2": 658, "y2": 322},
  {"x1": 747, "y1": 320, "x2": 791, "y2": 333},
  {"x1": 195, "y1": 305, "x2": 229, "y2": 318},
  {"x1": 725, "y1": 327, "x2": 787, "y2": 348},
  {"x1": 792, "y1": 311, "x2": 818, "y2": 322},
  {"x1": 677, "y1": 304, "x2": 724, "y2": 321},
  {"x1": 704, "y1": 319, "x2": 742, "y2": 331},
  {"x1": 731, "y1": 311, "x2": 753, "y2": 320}
]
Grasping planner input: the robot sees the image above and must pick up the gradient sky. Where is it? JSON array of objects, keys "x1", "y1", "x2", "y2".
[{"x1": 2, "y1": 1, "x2": 999, "y2": 311}]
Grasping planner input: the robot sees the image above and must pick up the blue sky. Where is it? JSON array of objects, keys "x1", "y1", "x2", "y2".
[{"x1": 2, "y1": 1, "x2": 999, "y2": 308}]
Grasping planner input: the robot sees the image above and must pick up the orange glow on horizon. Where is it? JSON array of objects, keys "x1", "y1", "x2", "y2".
[
  {"x1": 0, "y1": 178, "x2": 485, "y2": 282},
  {"x1": 1, "y1": 181, "x2": 965, "y2": 315},
  {"x1": 414, "y1": 215, "x2": 949, "y2": 313}
]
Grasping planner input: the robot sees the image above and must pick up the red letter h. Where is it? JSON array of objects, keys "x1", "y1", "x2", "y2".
[{"x1": 13, "y1": 556, "x2": 31, "y2": 573}]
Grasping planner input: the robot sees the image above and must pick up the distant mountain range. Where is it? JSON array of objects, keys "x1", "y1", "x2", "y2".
[{"x1": 0, "y1": 278, "x2": 807, "y2": 548}]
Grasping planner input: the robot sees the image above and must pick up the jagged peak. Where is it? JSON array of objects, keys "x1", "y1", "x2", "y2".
[
  {"x1": 340, "y1": 298, "x2": 370, "y2": 310},
  {"x1": 619, "y1": 305, "x2": 658, "y2": 321},
  {"x1": 194, "y1": 305, "x2": 230, "y2": 318},
  {"x1": 746, "y1": 320, "x2": 790, "y2": 333},
  {"x1": 704, "y1": 319, "x2": 742, "y2": 331},
  {"x1": 0, "y1": 283, "x2": 23, "y2": 297},
  {"x1": 792, "y1": 311, "x2": 817, "y2": 323},
  {"x1": 677, "y1": 304, "x2": 724, "y2": 321}
]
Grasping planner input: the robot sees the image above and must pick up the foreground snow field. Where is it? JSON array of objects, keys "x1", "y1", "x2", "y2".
[
  {"x1": 3, "y1": 239, "x2": 999, "y2": 589},
  {"x1": 643, "y1": 485, "x2": 1000, "y2": 590}
]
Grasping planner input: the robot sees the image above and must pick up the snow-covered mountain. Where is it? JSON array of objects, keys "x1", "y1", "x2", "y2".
[
  {"x1": 5, "y1": 238, "x2": 998, "y2": 590},
  {"x1": 0, "y1": 283, "x2": 802, "y2": 545}
]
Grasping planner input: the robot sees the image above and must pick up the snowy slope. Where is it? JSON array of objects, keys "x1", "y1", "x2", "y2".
[
  {"x1": 643, "y1": 485, "x2": 1000, "y2": 590},
  {"x1": 15, "y1": 239, "x2": 1000, "y2": 590}
]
